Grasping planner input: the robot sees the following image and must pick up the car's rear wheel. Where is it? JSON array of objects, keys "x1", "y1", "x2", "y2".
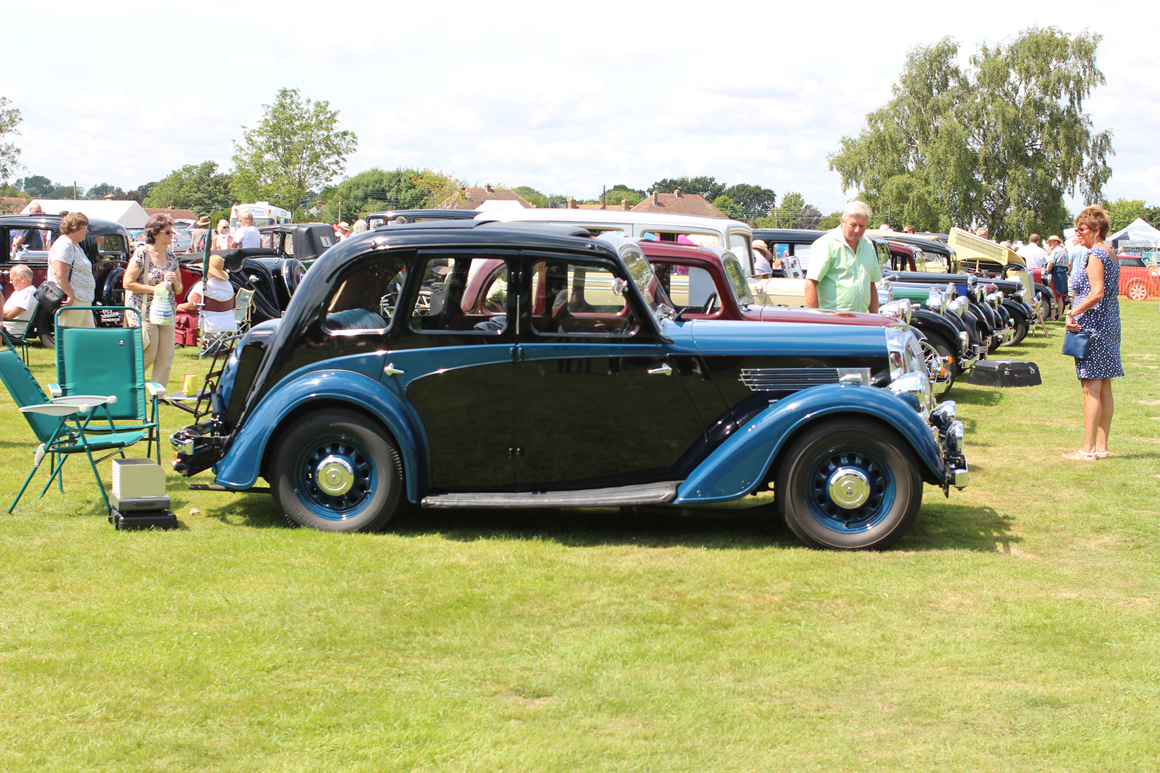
[
  {"x1": 1127, "y1": 279, "x2": 1148, "y2": 301},
  {"x1": 270, "y1": 408, "x2": 403, "y2": 532},
  {"x1": 777, "y1": 418, "x2": 922, "y2": 550}
]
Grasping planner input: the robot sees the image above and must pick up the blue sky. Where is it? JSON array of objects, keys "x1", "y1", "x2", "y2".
[{"x1": 3, "y1": 0, "x2": 1154, "y2": 220}]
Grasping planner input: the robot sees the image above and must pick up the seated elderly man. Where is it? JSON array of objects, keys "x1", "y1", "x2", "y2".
[
  {"x1": 177, "y1": 255, "x2": 238, "y2": 335},
  {"x1": 2, "y1": 264, "x2": 38, "y2": 336}
]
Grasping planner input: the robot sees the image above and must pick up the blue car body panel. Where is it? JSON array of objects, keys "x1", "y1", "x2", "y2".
[{"x1": 675, "y1": 383, "x2": 944, "y2": 503}]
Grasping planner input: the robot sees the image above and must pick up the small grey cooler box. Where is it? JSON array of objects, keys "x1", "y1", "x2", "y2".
[{"x1": 109, "y1": 459, "x2": 177, "y2": 530}]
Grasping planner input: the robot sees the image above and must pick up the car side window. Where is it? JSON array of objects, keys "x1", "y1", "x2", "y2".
[
  {"x1": 651, "y1": 263, "x2": 718, "y2": 312},
  {"x1": 323, "y1": 255, "x2": 408, "y2": 332},
  {"x1": 410, "y1": 256, "x2": 509, "y2": 335},
  {"x1": 529, "y1": 259, "x2": 638, "y2": 337}
]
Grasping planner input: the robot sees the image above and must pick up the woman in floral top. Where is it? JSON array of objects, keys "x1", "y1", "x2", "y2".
[{"x1": 123, "y1": 213, "x2": 183, "y2": 389}]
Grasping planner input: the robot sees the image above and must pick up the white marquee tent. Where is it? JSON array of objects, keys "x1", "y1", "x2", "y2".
[
  {"x1": 1108, "y1": 217, "x2": 1160, "y2": 250},
  {"x1": 23, "y1": 199, "x2": 149, "y2": 228}
]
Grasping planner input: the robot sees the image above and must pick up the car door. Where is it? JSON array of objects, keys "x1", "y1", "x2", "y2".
[
  {"x1": 511, "y1": 251, "x2": 707, "y2": 490},
  {"x1": 393, "y1": 249, "x2": 518, "y2": 491}
]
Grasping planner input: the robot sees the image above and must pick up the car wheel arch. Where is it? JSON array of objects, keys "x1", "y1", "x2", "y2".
[
  {"x1": 676, "y1": 391, "x2": 945, "y2": 505},
  {"x1": 259, "y1": 396, "x2": 425, "y2": 504}
]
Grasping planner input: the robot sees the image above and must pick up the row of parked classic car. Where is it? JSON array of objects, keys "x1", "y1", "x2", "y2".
[{"x1": 2, "y1": 207, "x2": 1006, "y2": 550}]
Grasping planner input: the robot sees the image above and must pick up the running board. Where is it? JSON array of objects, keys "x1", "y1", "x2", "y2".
[{"x1": 421, "y1": 481, "x2": 680, "y2": 509}]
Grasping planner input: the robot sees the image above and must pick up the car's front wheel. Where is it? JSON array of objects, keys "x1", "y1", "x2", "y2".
[
  {"x1": 777, "y1": 418, "x2": 923, "y2": 550},
  {"x1": 270, "y1": 408, "x2": 404, "y2": 532}
]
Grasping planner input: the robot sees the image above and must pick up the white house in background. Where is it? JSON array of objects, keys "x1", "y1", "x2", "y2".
[{"x1": 23, "y1": 199, "x2": 149, "y2": 228}]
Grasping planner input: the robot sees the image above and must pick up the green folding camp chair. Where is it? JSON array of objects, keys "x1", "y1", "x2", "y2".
[
  {"x1": 53, "y1": 307, "x2": 165, "y2": 463},
  {"x1": 0, "y1": 337, "x2": 146, "y2": 512}
]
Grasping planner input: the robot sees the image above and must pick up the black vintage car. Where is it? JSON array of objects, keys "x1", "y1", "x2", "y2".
[
  {"x1": 172, "y1": 222, "x2": 968, "y2": 551},
  {"x1": 365, "y1": 209, "x2": 479, "y2": 229},
  {"x1": 0, "y1": 214, "x2": 133, "y2": 347},
  {"x1": 257, "y1": 223, "x2": 338, "y2": 267}
]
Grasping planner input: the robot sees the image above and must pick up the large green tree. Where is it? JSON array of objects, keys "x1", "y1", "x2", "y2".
[
  {"x1": 146, "y1": 161, "x2": 234, "y2": 214},
  {"x1": 330, "y1": 168, "x2": 425, "y2": 221},
  {"x1": 722, "y1": 184, "x2": 777, "y2": 220},
  {"x1": 1105, "y1": 198, "x2": 1148, "y2": 233},
  {"x1": 829, "y1": 28, "x2": 1113, "y2": 241},
  {"x1": 757, "y1": 192, "x2": 821, "y2": 229},
  {"x1": 651, "y1": 176, "x2": 727, "y2": 202},
  {"x1": 231, "y1": 88, "x2": 357, "y2": 219},
  {"x1": 85, "y1": 183, "x2": 125, "y2": 200},
  {"x1": 0, "y1": 96, "x2": 21, "y2": 183}
]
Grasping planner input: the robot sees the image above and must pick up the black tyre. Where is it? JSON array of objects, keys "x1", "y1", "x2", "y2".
[
  {"x1": 39, "y1": 329, "x2": 55, "y2": 350},
  {"x1": 270, "y1": 408, "x2": 404, "y2": 532},
  {"x1": 1006, "y1": 309, "x2": 1029, "y2": 346},
  {"x1": 777, "y1": 418, "x2": 923, "y2": 550}
]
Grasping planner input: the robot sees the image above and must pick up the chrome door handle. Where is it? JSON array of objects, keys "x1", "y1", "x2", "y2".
[
  {"x1": 384, "y1": 363, "x2": 404, "y2": 377},
  {"x1": 647, "y1": 364, "x2": 672, "y2": 376}
]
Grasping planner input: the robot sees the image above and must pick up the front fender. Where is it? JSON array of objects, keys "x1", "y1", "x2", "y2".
[
  {"x1": 910, "y1": 309, "x2": 961, "y2": 352},
  {"x1": 213, "y1": 370, "x2": 425, "y2": 501},
  {"x1": 675, "y1": 383, "x2": 943, "y2": 504}
]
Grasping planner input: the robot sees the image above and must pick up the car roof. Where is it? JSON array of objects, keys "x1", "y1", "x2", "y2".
[
  {"x1": 752, "y1": 228, "x2": 826, "y2": 242},
  {"x1": 474, "y1": 207, "x2": 752, "y2": 232}
]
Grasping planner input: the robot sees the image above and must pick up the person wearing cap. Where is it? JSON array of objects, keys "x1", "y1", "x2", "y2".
[
  {"x1": 1044, "y1": 234, "x2": 1070, "y2": 313},
  {"x1": 189, "y1": 215, "x2": 211, "y2": 253},
  {"x1": 178, "y1": 255, "x2": 237, "y2": 335},
  {"x1": 335, "y1": 221, "x2": 351, "y2": 241}
]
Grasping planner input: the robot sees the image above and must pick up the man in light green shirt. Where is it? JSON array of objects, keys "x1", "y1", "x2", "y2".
[{"x1": 805, "y1": 201, "x2": 882, "y2": 313}]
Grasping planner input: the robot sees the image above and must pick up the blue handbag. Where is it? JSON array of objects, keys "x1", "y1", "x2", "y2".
[{"x1": 1062, "y1": 329, "x2": 1093, "y2": 358}]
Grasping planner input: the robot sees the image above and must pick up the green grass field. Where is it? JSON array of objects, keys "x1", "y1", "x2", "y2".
[{"x1": 1, "y1": 303, "x2": 1158, "y2": 772}]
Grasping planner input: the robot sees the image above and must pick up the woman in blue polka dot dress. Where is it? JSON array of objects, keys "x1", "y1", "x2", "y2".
[{"x1": 1063, "y1": 205, "x2": 1122, "y2": 461}]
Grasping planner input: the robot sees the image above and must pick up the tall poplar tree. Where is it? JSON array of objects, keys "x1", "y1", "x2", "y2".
[
  {"x1": 231, "y1": 88, "x2": 357, "y2": 220},
  {"x1": 829, "y1": 28, "x2": 1112, "y2": 241}
]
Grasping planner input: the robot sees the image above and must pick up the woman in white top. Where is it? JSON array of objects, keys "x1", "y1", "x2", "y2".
[
  {"x1": 178, "y1": 255, "x2": 237, "y2": 334},
  {"x1": 50, "y1": 212, "x2": 98, "y2": 328}
]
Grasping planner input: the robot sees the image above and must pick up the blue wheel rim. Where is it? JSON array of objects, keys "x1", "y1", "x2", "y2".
[
  {"x1": 804, "y1": 445, "x2": 896, "y2": 533},
  {"x1": 294, "y1": 434, "x2": 377, "y2": 521}
]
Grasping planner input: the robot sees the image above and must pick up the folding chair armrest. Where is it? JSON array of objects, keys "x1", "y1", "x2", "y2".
[
  {"x1": 49, "y1": 383, "x2": 62, "y2": 398},
  {"x1": 51, "y1": 394, "x2": 117, "y2": 407},
  {"x1": 21, "y1": 402, "x2": 87, "y2": 417},
  {"x1": 146, "y1": 382, "x2": 167, "y2": 397}
]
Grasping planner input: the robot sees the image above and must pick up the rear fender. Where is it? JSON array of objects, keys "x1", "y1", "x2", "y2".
[
  {"x1": 675, "y1": 383, "x2": 943, "y2": 504},
  {"x1": 213, "y1": 370, "x2": 426, "y2": 502}
]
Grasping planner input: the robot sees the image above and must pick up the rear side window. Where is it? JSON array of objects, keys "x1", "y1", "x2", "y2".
[{"x1": 324, "y1": 256, "x2": 408, "y2": 332}]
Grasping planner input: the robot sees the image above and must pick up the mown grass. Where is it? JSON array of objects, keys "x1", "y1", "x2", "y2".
[{"x1": 1, "y1": 302, "x2": 1158, "y2": 772}]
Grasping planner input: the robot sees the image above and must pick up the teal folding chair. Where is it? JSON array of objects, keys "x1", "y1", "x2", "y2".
[
  {"x1": 53, "y1": 307, "x2": 165, "y2": 463},
  {"x1": 0, "y1": 337, "x2": 146, "y2": 512}
]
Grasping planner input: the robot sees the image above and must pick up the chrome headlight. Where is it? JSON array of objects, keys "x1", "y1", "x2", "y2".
[
  {"x1": 947, "y1": 296, "x2": 968, "y2": 317},
  {"x1": 879, "y1": 281, "x2": 894, "y2": 303},
  {"x1": 925, "y1": 288, "x2": 947, "y2": 314},
  {"x1": 958, "y1": 330, "x2": 969, "y2": 350},
  {"x1": 930, "y1": 400, "x2": 956, "y2": 431},
  {"x1": 886, "y1": 326, "x2": 925, "y2": 381},
  {"x1": 880, "y1": 298, "x2": 912, "y2": 324},
  {"x1": 985, "y1": 291, "x2": 1003, "y2": 307},
  {"x1": 947, "y1": 420, "x2": 965, "y2": 454},
  {"x1": 887, "y1": 370, "x2": 932, "y2": 416}
]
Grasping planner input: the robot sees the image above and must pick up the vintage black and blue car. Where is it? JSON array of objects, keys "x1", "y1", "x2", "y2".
[{"x1": 172, "y1": 223, "x2": 968, "y2": 550}]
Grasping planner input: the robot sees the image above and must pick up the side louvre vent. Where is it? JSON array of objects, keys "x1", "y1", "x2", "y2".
[{"x1": 740, "y1": 368, "x2": 840, "y2": 391}]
